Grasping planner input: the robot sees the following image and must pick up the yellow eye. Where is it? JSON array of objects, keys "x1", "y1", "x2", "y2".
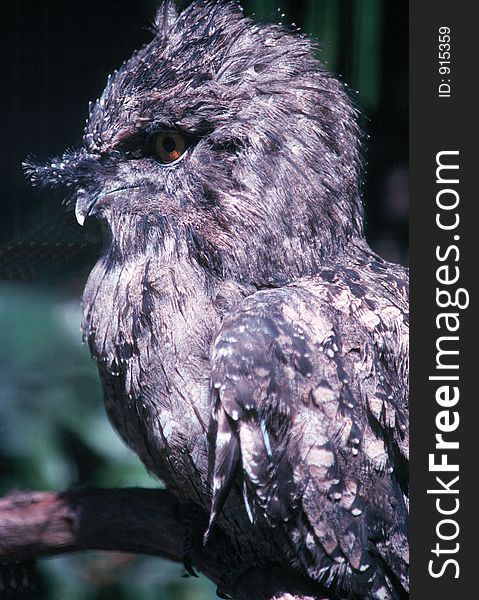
[{"x1": 152, "y1": 131, "x2": 188, "y2": 164}]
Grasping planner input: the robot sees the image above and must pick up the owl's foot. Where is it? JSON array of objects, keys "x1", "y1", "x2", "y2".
[
  {"x1": 216, "y1": 585, "x2": 233, "y2": 599},
  {"x1": 182, "y1": 504, "x2": 200, "y2": 578}
]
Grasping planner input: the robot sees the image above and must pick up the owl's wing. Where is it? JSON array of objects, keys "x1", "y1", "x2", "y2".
[{"x1": 206, "y1": 272, "x2": 408, "y2": 599}]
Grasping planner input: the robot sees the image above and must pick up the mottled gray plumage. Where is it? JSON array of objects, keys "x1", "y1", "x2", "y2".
[{"x1": 26, "y1": 1, "x2": 409, "y2": 598}]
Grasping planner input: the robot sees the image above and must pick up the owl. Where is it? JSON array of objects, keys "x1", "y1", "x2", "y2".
[{"x1": 26, "y1": 1, "x2": 409, "y2": 598}]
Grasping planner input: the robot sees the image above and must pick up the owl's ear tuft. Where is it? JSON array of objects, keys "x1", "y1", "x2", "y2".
[
  {"x1": 153, "y1": 1, "x2": 179, "y2": 35},
  {"x1": 22, "y1": 155, "x2": 58, "y2": 189},
  {"x1": 23, "y1": 149, "x2": 97, "y2": 191}
]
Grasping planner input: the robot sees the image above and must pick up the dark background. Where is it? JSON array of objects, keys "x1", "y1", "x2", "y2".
[{"x1": 0, "y1": 1, "x2": 408, "y2": 598}]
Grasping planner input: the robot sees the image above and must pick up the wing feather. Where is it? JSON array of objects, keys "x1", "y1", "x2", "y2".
[{"x1": 208, "y1": 266, "x2": 409, "y2": 599}]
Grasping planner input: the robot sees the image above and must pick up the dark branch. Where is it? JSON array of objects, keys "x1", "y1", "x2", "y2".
[{"x1": 0, "y1": 488, "x2": 329, "y2": 600}]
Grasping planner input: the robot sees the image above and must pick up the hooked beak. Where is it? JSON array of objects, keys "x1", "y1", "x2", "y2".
[
  {"x1": 75, "y1": 194, "x2": 98, "y2": 226},
  {"x1": 75, "y1": 185, "x2": 141, "y2": 226}
]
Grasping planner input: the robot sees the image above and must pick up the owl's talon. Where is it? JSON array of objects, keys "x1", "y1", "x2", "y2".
[
  {"x1": 182, "y1": 554, "x2": 199, "y2": 578},
  {"x1": 182, "y1": 504, "x2": 200, "y2": 578},
  {"x1": 216, "y1": 586, "x2": 233, "y2": 599}
]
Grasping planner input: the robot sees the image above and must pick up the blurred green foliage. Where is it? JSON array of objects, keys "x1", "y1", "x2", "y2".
[{"x1": 1, "y1": 1, "x2": 389, "y2": 598}]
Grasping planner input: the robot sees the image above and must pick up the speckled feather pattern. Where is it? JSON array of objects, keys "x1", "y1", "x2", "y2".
[{"x1": 26, "y1": 2, "x2": 409, "y2": 598}]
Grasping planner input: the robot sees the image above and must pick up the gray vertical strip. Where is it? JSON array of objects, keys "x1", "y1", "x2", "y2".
[{"x1": 410, "y1": 2, "x2": 475, "y2": 597}]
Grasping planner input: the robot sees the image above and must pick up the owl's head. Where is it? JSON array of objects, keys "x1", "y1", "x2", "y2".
[{"x1": 26, "y1": 0, "x2": 363, "y2": 285}]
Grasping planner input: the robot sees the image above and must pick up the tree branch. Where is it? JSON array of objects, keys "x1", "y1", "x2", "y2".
[{"x1": 0, "y1": 488, "x2": 330, "y2": 600}]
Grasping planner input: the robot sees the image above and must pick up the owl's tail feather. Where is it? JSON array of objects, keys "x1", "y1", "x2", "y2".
[{"x1": 204, "y1": 408, "x2": 240, "y2": 545}]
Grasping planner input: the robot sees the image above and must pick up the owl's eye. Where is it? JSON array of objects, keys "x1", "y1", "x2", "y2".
[{"x1": 151, "y1": 131, "x2": 189, "y2": 165}]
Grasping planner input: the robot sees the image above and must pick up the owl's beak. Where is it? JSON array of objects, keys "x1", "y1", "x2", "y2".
[
  {"x1": 75, "y1": 185, "x2": 141, "y2": 226},
  {"x1": 76, "y1": 207, "x2": 86, "y2": 226},
  {"x1": 75, "y1": 195, "x2": 97, "y2": 226}
]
